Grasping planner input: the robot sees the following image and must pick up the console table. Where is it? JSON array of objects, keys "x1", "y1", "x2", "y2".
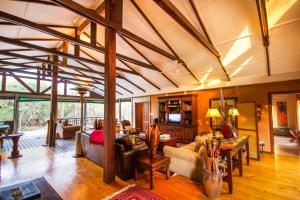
[
  {"x1": 220, "y1": 135, "x2": 250, "y2": 194},
  {"x1": 134, "y1": 154, "x2": 171, "y2": 189}
]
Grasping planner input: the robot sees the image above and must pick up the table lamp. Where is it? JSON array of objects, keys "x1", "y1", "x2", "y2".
[
  {"x1": 228, "y1": 107, "x2": 239, "y2": 129},
  {"x1": 206, "y1": 108, "x2": 221, "y2": 135}
]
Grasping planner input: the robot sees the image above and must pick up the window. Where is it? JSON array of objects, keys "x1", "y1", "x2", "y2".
[
  {"x1": 86, "y1": 102, "x2": 104, "y2": 118},
  {"x1": 120, "y1": 100, "x2": 132, "y2": 123},
  {"x1": 58, "y1": 101, "x2": 81, "y2": 118},
  {"x1": 0, "y1": 98, "x2": 15, "y2": 121}
]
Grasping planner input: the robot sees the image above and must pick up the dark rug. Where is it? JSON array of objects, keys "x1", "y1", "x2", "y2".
[
  {"x1": 103, "y1": 185, "x2": 165, "y2": 200},
  {"x1": 0, "y1": 177, "x2": 62, "y2": 200}
]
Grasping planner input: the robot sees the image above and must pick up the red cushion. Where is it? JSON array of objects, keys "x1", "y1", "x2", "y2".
[{"x1": 89, "y1": 130, "x2": 104, "y2": 145}]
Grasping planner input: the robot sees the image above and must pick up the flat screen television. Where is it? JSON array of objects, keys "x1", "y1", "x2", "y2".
[{"x1": 168, "y1": 113, "x2": 181, "y2": 123}]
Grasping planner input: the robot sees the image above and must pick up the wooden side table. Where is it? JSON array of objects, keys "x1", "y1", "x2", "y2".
[
  {"x1": 5, "y1": 133, "x2": 24, "y2": 159},
  {"x1": 134, "y1": 154, "x2": 171, "y2": 189},
  {"x1": 220, "y1": 135, "x2": 250, "y2": 194}
]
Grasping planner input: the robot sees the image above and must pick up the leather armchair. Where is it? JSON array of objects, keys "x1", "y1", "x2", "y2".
[{"x1": 115, "y1": 141, "x2": 149, "y2": 181}]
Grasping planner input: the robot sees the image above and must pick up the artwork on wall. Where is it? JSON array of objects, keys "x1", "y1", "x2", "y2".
[
  {"x1": 209, "y1": 97, "x2": 237, "y2": 129},
  {"x1": 277, "y1": 101, "x2": 288, "y2": 128}
]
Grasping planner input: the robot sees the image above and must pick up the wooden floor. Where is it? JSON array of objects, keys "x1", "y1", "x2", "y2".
[{"x1": 1, "y1": 148, "x2": 300, "y2": 200}]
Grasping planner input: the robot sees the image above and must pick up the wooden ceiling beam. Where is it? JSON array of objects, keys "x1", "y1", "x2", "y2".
[
  {"x1": 188, "y1": 0, "x2": 212, "y2": 44},
  {"x1": 0, "y1": 35, "x2": 138, "y2": 75},
  {"x1": 9, "y1": 72, "x2": 36, "y2": 93},
  {"x1": 154, "y1": 0, "x2": 218, "y2": 57},
  {"x1": 0, "y1": 50, "x2": 105, "y2": 77},
  {"x1": 188, "y1": 0, "x2": 230, "y2": 81},
  {"x1": 0, "y1": 11, "x2": 157, "y2": 72},
  {"x1": 118, "y1": 59, "x2": 160, "y2": 90},
  {"x1": 84, "y1": 32, "x2": 160, "y2": 91},
  {"x1": 131, "y1": 0, "x2": 200, "y2": 83},
  {"x1": 12, "y1": 0, "x2": 60, "y2": 7},
  {"x1": 81, "y1": 33, "x2": 147, "y2": 92},
  {"x1": 119, "y1": 34, "x2": 178, "y2": 88},
  {"x1": 52, "y1": 0, "x2": 178, "y2": 61},
  {"x1": 0, "y1": 21, "x2": 77, "y2": 29},
  {"x1": 0, "y1": 60, "x2": 103, "y2": 82},
  {"x1": 57, "y1": 1, "x2": 105, "y2": 52},
  {"x1": 256, "y1": 0, "x2": 270, "y2": 76}
]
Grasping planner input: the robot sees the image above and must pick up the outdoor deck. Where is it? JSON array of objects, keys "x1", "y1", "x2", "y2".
[{"x1": 1, "y1": 128, "x2": 75, "y2": 154}]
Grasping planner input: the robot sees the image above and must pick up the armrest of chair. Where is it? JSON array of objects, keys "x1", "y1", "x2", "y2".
[{"x1": 163, "y1": 146, "x2": 201, "y2": 163}]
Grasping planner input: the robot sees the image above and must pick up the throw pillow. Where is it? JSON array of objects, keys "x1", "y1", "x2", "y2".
[
  {"x1": 194, "y1": 135, "x2": 206, "y2": 152},
  {"x1": 116, "y1": 135, "x2": 133, "y2": 150}
]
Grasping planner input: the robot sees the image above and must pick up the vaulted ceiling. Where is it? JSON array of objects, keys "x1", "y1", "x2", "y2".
[{"x1": 0, "y1": 0, "x2": 299, "y2": 98}]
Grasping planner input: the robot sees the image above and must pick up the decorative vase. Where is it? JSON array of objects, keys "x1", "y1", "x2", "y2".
[
  {"x1": 203, "y1": 158, "x2": 222, "y2": 200},
  {"x1": 145, "y1": 125, "x2": 160, "y2": 159},
  {"x1": 221, "y1": 120, "x2": 233, "y2": 139}
]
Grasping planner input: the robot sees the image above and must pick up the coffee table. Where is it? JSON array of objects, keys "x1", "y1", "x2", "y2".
[{"x1": 134, "y1": 154, "x2": 171, "y2": 190}]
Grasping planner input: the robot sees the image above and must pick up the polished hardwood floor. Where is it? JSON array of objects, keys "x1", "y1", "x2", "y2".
[{"x1": 1, "y1": 148, "x2": 300, "y2": 200}]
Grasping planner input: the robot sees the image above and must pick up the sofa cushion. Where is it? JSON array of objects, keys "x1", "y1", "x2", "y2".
[
  {"x1": 116, "y1": 135, "x2": 133, "y2": 150},
  {"x1": 89, "y1": 130, "x2": 104, "y2": 145}
]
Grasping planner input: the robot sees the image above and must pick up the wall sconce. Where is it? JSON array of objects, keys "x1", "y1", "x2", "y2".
[{"x1": 256, "y1": 105, "x2": 262, "y2": 122}]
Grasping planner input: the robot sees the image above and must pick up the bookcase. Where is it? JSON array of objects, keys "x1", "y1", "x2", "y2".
[{"x1": 158, "y1": 94, "x2": 198, "y2": 143}]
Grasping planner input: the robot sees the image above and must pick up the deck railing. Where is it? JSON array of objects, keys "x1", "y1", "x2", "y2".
[{"x1": 57, "y1": 117, "x2": 104, "y2": 128}]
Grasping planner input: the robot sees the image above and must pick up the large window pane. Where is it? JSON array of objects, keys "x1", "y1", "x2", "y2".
[
  {"x1": 19, "y1": 100, "x2": 50, "y2": 132},
  {"x1": 58, "y1": 101, "x2": 81, "y2": 118},
  {"x1": 0, "y1": 98, "x2": 14, "y2": 121},
  {"x1": 86, "y1": 103, "x2": 104, "y2": 118},
  {"x1": 120, "y1": 100, "x2": 132, "y2": 123}
]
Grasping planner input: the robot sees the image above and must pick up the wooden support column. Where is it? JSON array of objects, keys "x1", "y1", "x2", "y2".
[
  {"x1": 48, "y1": 55, "x2": 58, "y2": 147},
  {"x1": 90, "y1": 21, "x2": 97, "y2": 46},
  {"x1": 103, "y1": 0, "x2": 123, "y2": 184},
  {"x1": 63, "y1": 40, "x2": 69, "y2": 65},
  {"x1": 1, "y1": 72, "x2": 6, "y2": 92},
  {"x1": 13, "y1": 95, "x2": 19, "y2": 133},
  {"x1": 37, "y1": 70, "x2": 40, "y2": 93},
  {"x1": 74, "y1": 28, "x2": 80, "y2": 58}
]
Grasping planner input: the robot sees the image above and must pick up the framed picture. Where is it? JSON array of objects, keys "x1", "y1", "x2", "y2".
[
  {"x1": 277, "y1": 101, "x2": 288, "y2": 128},
  {"x1": 209, "y1": 97, "x2": 237, "y2": 129}
]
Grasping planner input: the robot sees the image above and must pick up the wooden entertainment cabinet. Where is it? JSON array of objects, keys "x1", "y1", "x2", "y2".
[{"x1": 157, "y1": 94, "x2": 198, "y2": 143}]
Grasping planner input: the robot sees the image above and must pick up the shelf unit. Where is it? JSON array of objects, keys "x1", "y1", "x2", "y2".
[{"x1": 157, "y1": 94, "x2": 198, "y2": 143}]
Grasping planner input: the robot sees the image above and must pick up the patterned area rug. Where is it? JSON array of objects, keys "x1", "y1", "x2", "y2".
[{"x1": 103, "y1": 185, "x2": 165, "y2": 200}]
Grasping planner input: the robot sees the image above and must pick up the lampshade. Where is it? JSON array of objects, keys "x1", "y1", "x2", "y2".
[
  {"x1": 206, "y1": 108, "x2": 221, "y2": 118},
  {"x1": 228, "y1": 108, "x2": 240, "y2": 116}
]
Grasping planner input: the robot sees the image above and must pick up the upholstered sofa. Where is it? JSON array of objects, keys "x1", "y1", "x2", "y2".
[
  {"x1": 56, "y1": 119, "x2": 80, "y2": 139},
  {"x1": 81, "y1": 131, "x2": 149, "y2": 180},
  {"x1": 163, "y1": 134, "x2": 211, "y2": 181},
  {"x1": 81, "y1": 132, "x2": 105, "y2": 166}
]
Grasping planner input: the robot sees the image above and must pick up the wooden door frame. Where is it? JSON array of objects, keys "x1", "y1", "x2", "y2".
[{"x1": 268, "y1": 90, "x2": 300, "y2": 154}]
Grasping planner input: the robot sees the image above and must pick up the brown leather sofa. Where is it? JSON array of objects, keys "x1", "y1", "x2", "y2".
[
  {"x1": 56, "y1": 119, "x2": 80, "y2": 139},
  {"x1": 115, "y1": 139, "x2": 148, "y2": 181},
  {"x1": 81, "y1": 131, "x2": 149, "y2": 181}
]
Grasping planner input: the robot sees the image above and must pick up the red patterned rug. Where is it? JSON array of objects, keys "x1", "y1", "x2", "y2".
[{"x1": 103, "y1": 185, "x2": 165, "y2": 200}]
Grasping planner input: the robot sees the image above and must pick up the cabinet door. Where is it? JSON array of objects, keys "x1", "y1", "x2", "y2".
[
  {"x1": 184, "y1": 127, "x2": 196, "y2": 143},
  {"x1": 159, "y1": 124, "x2": 166, "y2": 133},
  {"x1": 174, "y1": 128, "x2": 183, "y2": 141}
]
